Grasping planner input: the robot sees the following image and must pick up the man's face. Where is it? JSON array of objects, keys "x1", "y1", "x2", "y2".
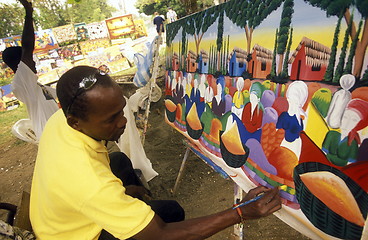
[{"x1": 74, "y1": 84, "x2": 127, "y2": 142}]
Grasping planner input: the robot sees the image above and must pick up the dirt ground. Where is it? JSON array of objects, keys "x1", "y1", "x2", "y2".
[{"x1": 0, "y1": 78, "x2": 310, "y2": 239}]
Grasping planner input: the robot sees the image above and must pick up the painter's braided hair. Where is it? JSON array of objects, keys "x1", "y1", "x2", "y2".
[{"x1": 56, "y1": 65, "x2": 115, "y2": 120}]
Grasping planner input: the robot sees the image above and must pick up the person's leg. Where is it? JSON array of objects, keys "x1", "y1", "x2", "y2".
[
  {"x1": 104, "y1": 152, "x2": 185, "y2": 238},
  {"x1": 147, "y1": 200, "x2": 185, "y2": 223},
  {"x1": 109, "y1": 152, "x2": 142, "y2": 186}
]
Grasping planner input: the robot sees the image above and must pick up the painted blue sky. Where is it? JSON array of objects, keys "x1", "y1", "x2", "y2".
[{"x1": 171, "y1": 0, "x2": 355, "y2": 51}]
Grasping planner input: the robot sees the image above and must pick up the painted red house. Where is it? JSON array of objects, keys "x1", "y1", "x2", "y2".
[
  {"x1": 186, "y1": 50, "x2": 197, "y2": 73},
  {"x1": 172, "y1": 52, "x2": 179, "y2": 71},
  {"x1": 289, "y1": 37, "x2": 331, "y2": 81},
  {"x1": 248, "y1": 44, "x2": 273, "y2": 79}
]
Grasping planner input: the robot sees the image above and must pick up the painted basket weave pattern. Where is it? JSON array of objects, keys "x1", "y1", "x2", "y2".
[
  {"x1": 219, "y1": 131, "x2": 249, "y2": 168},
  {"x1": 294, "y1": 162, "x2": 368, "y2": 240}
]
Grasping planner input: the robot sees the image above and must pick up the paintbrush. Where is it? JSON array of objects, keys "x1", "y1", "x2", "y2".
[{"x1": 233, "y1": 185, "x2": 287, "y2": 209}]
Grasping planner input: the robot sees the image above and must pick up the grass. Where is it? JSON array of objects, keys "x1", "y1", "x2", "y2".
[{"x1": 0, "y1": 104, "x2": 28, "y2": 146}]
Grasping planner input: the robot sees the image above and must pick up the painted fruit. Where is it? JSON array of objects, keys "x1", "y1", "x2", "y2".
[
  {"x1": 268, "y1": 146, "x2": 298, "y2": 181},
  {"x1": 221, "y1": 121, "x2": 245, "y2": 155},
  {"x1": 209, "y1": 118, "x2": 222, "y2": 143},
  {"x1": 165, "y1": 99, "x2": 177, "y2": 112},
  {"x1": 187, "y1": 103, "x2": 202, "y2": 130},
  {"x1": 301, "y1": 171, "x2": 365, "y2": 227}
]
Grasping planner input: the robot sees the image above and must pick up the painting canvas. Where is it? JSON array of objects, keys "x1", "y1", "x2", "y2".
[
  {"x1": 74, "y1": 22, "x2": 89, "y2": 41},
  {"x1": 34, "y1": 29, "x2": 58, "y2": 52},
  {"x1": 0, "y1": 84, "x2": 18, "y2": 111},
  {"x1": 86, "y1": 21, "x2": 109, "y2": 40},
  {"x1": 2, "y1": 36, "x2": 21, "y2": 48},
  {"x1": 105, "y1": 14, "x2": 136, "y2": 39},
  {"x1": 164, "y1": 0, "x2": 368, "y2": 239},
  {"x1": 52, "y1": 24, "x2": 77, "y2": 44}
]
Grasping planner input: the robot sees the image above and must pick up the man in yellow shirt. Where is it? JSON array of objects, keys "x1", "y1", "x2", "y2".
[{"x1": 30, "y1": 65, "x2": 281, "y2": 240}]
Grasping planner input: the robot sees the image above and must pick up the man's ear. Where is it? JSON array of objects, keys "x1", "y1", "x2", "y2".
[{"x1": 67, "y1": 115, "x2": 81, "y2": 131}]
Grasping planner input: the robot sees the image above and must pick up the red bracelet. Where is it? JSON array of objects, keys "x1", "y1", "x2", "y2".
[{"x1": 235, "y1": 206, "x2": 245, "y2": 224}]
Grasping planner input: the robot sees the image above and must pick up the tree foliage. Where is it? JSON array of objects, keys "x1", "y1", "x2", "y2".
[
  {"x1": 304, "y1": 0, "x2": 368, "y2": 78},
  {"x1": 217, "y1": 8, "x2": 224, "y2": 52},
  {"x1": 166, "y1": 18, "x2": 182, "y2": 47},
  {"x1": 135, "y1": 0, "x2": 214, "y2": 19},
  {"x1": 333, "y1": 13, "x2": 353, "y2": 83},
  {"x1": 224, "y1": 0, "x2": 283, "y2": 54},
  {"x1": 270, "y1": 29, "x2": 278, "y2": 79},
  {"x1": 33, "y1": 0, "x2": 69, "y2": 29},
  {"x1": 185, "y1": 6, "x2": 219, "y2": 55},
  {"x1": 282, "y1": 27, "x2": 293, "y2": 77},
  {"x1": 67, "y1": 0, "x2": 117, "y2": 25},
  {"x1": 324, "y1": 13, "x2": 342, "y2": 82},
  {"x1": 361, "y1": 65, "x2": 368, "y2": 83},
  {"x1": 344, "y1": 20, "x2": 363, "y2": 75},
  {"x1": 303, "y1": 0, "x2": 352, "y2": 17},
  {"x1": 0, "y1": 3, "x2": 24, "y2": 38},
  {"x1": 277, "y1": 0, "x2": 294, "y2": 75}
]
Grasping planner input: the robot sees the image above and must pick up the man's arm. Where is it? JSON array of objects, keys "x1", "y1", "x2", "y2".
[
  {"x1": 19, "y1": 0, "x2": 36, "y2": 73},
  {"x1": 134, "y1": 186, "x2": 281, "y2": 240}
]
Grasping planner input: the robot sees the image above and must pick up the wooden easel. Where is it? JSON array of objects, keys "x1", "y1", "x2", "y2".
[
  {"x1": 141, "y1": 34, "x2": 162, "y2": 145},
  {"x1": 171, "y1": 139, "x2": 244, "y2": 239}
]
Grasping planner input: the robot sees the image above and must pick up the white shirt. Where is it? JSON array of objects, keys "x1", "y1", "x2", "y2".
[
  {"x1": 166, "y1": 9, "x2": 177, "y2": 23},
  {"x1": 11, "y1": 61, "x2": 59, "y2": 142}
]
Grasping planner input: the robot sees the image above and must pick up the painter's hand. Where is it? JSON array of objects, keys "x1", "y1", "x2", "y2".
[
  {"x1": 242, "y1": 185, "x2": 268, "y2": 201},
  {"x1": 18, "y1": 0, "x2": 33, "y2": 15},
  {"x1": 240, "y1": 187, "x2": 281, "y2": 220}
]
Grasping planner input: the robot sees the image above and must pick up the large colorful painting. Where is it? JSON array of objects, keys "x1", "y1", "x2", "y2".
[
  {"x1": 165, "y1": 1, "x2": 368, "y2": 239},
  {"x1": 2, "y1": 36, "x2": 21, "y2": 48},
  {"x1": 74, "y1": 22, "x2": 89, "y2": 41},
  {"x1": 105, "y1": 14, "x2": 136, "y2": 39},
  {"x1": 86, "y1": 21, "x2": 109, "y2": 40},
  {"x1": 34, "y1": 29, "x2": 59, "y2": 52},
  {"x1": 52, "y1": 24, "x2": 77, "y2": 44}
]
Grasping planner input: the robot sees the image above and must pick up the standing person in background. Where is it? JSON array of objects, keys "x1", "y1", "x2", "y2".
[
  {"x1": 2, "y1": 0, "x2": 59, "y2": 142},
  {"x1": 166, "y1": 7, "x2": 178, "y2": 23},
  {"x1": 153, "y1": 12, "x2": 165, "y2": 36}
]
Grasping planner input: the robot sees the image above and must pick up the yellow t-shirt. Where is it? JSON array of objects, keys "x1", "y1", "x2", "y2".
[{"x1": 30, "y1": 109, "x2": 154, "y2": 240}]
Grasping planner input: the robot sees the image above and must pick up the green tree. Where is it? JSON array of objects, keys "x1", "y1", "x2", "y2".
[
  {"x1": 0, "y1": 3, "x2": 24, "y2": 38},
  {"x1": 333, "y1": 13, "x2": 353, "y2": 83},
  {"x1": 166, "y1": 18, "x2": 182, "y2": 47},
  {"x1": 34, "y1": 0, "x2": 68, "y2": 29},
  {"x1": 323, "y1": 12, "x2": 343, "y2": 82},
  {"x1": 185, "y1": 7, "x2": 219, "y2": 56},
  {"x1": 68, "y1": 0, "x2": 116, "y2": 24},
  {"x1": 361, "y1": 64, "x2": 368, "y2": 83},
  {"x1": 270, "y1": 29, "x2": 278, "y2": 79},
  {"x1": 282, "y1": 27, "x2": 293, "y2": 77},
  {"x1": 135, "y1": 0, "x2": 214, "y2": 19},
  {"x1": 180, "y1": 21, "x2": 189, "y2": 71},
  {"x1": 344, "y1": 20, "x2": 363, "y2": 74},
  {"x1": 276, "y1": 0, "x2": 294, "y2": 75},
  {"x1": 225, "y1": 0, "x2": 283, "y2": 55},
  {"x1": 304, "y1": 0, "x2": 368, "y2": 78},
  {"x1": 166, "y1": 19, "x2": 181, "y2": 70},
  {"x1": 216, "y1": 6, "x2": 224, "y2": 72}
]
